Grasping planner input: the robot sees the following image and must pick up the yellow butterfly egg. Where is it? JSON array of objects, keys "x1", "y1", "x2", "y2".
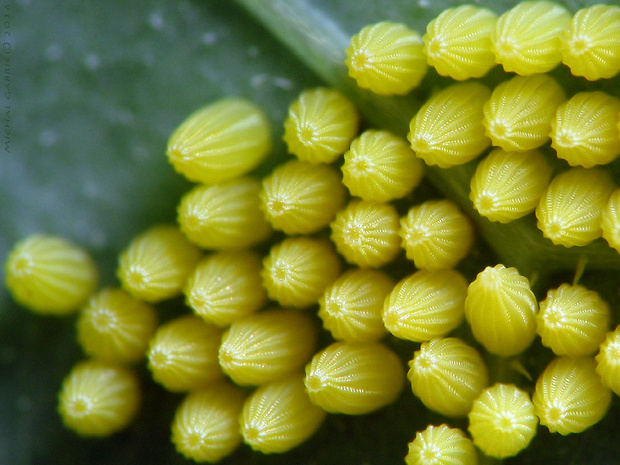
[
  {"x1": 260, "y1": 160, "x2": 346, "y2": 235},
  {"x1": 491, "y1": 1, "x2": 571, "y2": 75},
  {"x1": 533, "y1": 356, "x2": 612, "y2": 435},
  {"x1": 241, "y1": 374, "x2": 327, "y2": 454},
  {"x1": 345, "y1": 21, "x2": 427, "y2": 95},
  {"x1": 465, "y1": 264, "x2": 538, "y2": 357},
  {"x1": 319, "y1": 268, "x2": 394, "y2": 343},
  {"x1": 383, "y1": 270, "x2": 468, "y2": 343},
  {"x1": 470, "y1": 148, "x2": 552, "y2": 223},
  {"x1": 262, "y1": 237, "x2": 341, "y2": 308},
  {"x1": 407, "y1": 338, "x2": 488, "y2": 417},
  {"x1": 304, "y1": 341, "x2": 405, "y2": 415},
  {"x1": 117, "y1": 224, "x2": 201, "y2": 303},
  {"x1": 4, "y1": 234, "x2": 97, "y2": 316},
  {"x1": 560, "y1": 5, "x2": 620, "y2": 81},
  {"x1": 147, "y1": 315, "x2": 223, "y2": 392},
  {"x1": 408, "y1": 82, "x2": 491, "y2": 168},
  {"x1": 468, "y1": 384, "x2": 537, "y2": 459},
  {"x1": 550, "y1": 92, "x2": 620, "y2": 168},
  {"x1": 596, "y1": 325, "x2": 620, "y2": 396},
  {"x1": 76, "y1": 288, "x2": 158, "y2": 364},
  {"x1": 399, "y1": 199, "x2": 474, "y2": 270},
  {"x1": 601, "y1": 189, "x2": 620, "y2": 253},
  {"x1": 171, "y1": 382, "x2": 246, "y2": 463},
  {"x1": 342, "y1": 129, "x2": 424, "y2": 203},
  {"x1": 58, "y1": 359, "x2": 140, "y2": 437},
  {"x1": 424, "y1": 5, "x2": 498, "y2": 81},
  {"x1": 537, "y1": 284, "x2": 611, "y2": 357},
  {"x1": 483, "y1": 74, "x2": 566, "y2": 152},
  {"x1": 184, "y1": 251, "x2": 266, "y2": 328},
  {"x1": 536, "y1": 168, "x2": 615, "y2": 247},
  {"x1": 177, "y1": 177, "x2": 272, "y2": 250},
  {"x1": 283, "y1": 87, "x2": 359, "y2": 164},
  {"x1": 330, "y1": 200, "x2": 401, "y2": 268},
  {"x1": 405, "y1": 424, "x2": 477, "y2": 465},
  {"x1": 166, "y1": 98, "x2": 272, "y2": 184},
  {"x1": 218, "y1": 309, "x2": 317, "y2": 386}
]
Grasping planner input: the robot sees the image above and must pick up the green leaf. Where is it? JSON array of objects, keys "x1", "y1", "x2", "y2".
[{"x1": 2, "y1": 1, "x2": 619, "y2": 464}]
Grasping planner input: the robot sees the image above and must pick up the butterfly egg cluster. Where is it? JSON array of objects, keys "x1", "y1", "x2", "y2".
[
  {"x1": 43, "y1": 78, "x2": 426, "y2": 459},
  {"x1": 54, "y1": 82, "x2": 419, "y2": 458},
  {"x1": 348, "y1": 4, "x2": 620, "y2": 88},
  {"x1": 348, "y1": 3, "x2": 620, "y2": 253},
  {"x1": 6, "y1": 2, "x2": 620, "y2": 463}
]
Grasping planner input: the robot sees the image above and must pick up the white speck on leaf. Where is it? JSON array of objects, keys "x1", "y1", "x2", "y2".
[
  {"x1": 39, "y1": 130, "x2": 57, "y2": 147},
  {"x1": 149, "y1": 11, "x2": 165, "y2": 30},
  {"x1": 83, "y1": 180, "x2": 100, "y2": 199},
  {"x1": 45, "y1": 44, "x2": 64, "y2": 62},
  {"x1": 141, "y1": 52, "x2": 155, "y2": 67},
  {"x1": 247, "y1": 46, "x2": 259, "y2": 57},
  {"x1": 84, "y1": 53, "x2": 101, "y2": 70},
  {"x1": 273, "y1": 77, "x2": 292, "y2": 90},
  {"x1": 251, "y1": 74, "x2": 268, "y2": 88},
  {"x1": 202, "y1": 32, "x2": 218, "y2": 45}
]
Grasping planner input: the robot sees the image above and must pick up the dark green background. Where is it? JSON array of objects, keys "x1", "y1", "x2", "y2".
[{"x1": 2, "y1": 1, "x2": 619, "y2": 464}]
